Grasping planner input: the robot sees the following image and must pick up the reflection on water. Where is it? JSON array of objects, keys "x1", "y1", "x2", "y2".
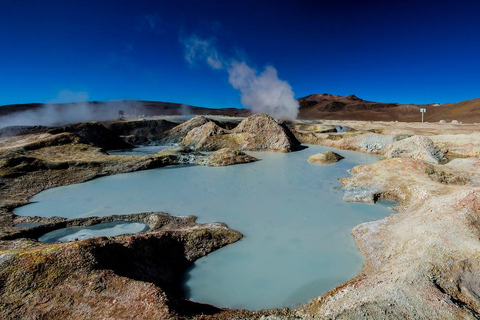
[
  {"x1": 38, "y1": 221, "x2": 149, "y2": 242},
  {"x1": 15, "y1": 145, "x2": 392, "y2": 310}
]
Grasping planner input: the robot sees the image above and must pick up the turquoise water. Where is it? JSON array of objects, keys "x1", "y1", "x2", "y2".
[{"x1": 15, "y1": 145, "x2": 391, "y2": 310}]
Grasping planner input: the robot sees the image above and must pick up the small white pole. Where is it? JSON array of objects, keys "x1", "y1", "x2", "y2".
[{"x1": 420, "y1": 108, "x2": 426, "y2": 123}]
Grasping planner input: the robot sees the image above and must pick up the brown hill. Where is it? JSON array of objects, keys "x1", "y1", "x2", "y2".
[
  {"x1": 298, "y1": 94, "x2": 419, "y2": 122},
  {"x1": 428, "y1": 97, "x2": 480, "y2": 123},
  {"x1": 298, "y1": 94, "x2": 480, "y2": 123},
  {"x1": 0, "y1": 101, "x2": 251, "y2": 118}
]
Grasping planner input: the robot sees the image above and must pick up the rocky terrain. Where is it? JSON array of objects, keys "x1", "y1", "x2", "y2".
[
  {"x1": 3, "y1": 111, "x2": 480, "y2": 319},
  {"x1": 0, "y1": 212, "x2": 243, "y2": 319}
]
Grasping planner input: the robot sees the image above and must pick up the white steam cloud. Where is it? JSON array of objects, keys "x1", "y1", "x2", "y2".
[
  {"x1": 0, "y1": 90, "x2": 141, "y2": 129},
  {"x1": 183, "y1": 35, "x2": 299, "y2": 119},
  {"x1": 184, "y1": 35, "x2": 223, "y2": 70}
]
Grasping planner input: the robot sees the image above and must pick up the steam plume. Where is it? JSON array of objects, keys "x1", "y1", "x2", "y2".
[
  {"x1": 183, "y1": 35, "x2": 299, "y2": 119},
  {"x1": 0, "y1": 90, "x2": 142, "y2": 129}
]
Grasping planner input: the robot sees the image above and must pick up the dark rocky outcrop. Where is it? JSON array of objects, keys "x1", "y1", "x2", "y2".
[
  {"x1": 0, "y1": 125, "x2": 50, "y2": 138},
  {"x1": 48, "y1": 122, "x2": 132, "y2": 150},
  {"x1": 105, "y1": 119, "x2": 178, "y2": 146}
]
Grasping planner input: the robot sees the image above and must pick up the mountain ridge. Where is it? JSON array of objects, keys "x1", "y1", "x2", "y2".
[{"x1": 1, "y1": 95, "x2": 479, "y2": 123}]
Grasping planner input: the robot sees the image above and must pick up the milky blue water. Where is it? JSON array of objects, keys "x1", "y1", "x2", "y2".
[{"x1": 14, "y1": 145, "x2": 391, "y2": 311}]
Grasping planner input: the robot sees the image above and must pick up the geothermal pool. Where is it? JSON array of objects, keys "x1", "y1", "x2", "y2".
[
  {"x1": 15, "y1": 145, "x2": 391, "y2": 310},
  {"x1": 38, "y1": 221, "x2": 150, "y2": 243}
]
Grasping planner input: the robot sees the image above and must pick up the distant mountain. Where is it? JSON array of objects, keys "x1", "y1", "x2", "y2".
[
  {"x1": 1, "y1": 95, "x2": 479, "y2": 123},
  {"x1": 0, "y1": 101, "x2": 250, "y2": 119},
  {"x1": 298, "y1": 93, "x2": 399, "y2": 120},
  {"x1": 297, "y1": 94, "x2": 468, "y2": 123}
]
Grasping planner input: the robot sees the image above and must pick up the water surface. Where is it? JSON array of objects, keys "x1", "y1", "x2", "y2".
[
  {"x1": 15, "y1": 146, "x2": 391, "y2": 310},
  {"x1": 38, "y1": 221, "x2": 149, "y2": 243}
]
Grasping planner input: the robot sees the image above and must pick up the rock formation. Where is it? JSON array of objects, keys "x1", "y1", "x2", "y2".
[
  {"x1": 199, "y1": 148, "x2": 259, "y2": 167},
  {"x1": 159, "y1": 116, "x2": 212, "y2": 144},
  {"x1": 0, "y1": 211, "x2": 243, "y2": 319},
  {"x1": 307, "y1": 151, "x2": 344, "y2": 164},
  {"x1": 181, "y1": 121, "x2": 229, "y2": 151},
  {"x1": 182, "y1": 113, "x2": 300, "y2": 152},
  {"x1": 105, "y1": 119, "x2": 177, "y2": 146},
  {"x1": 384, "y1": 135, "x2": 446, "y2": 164},
  {"x1": 48, "y1": 122, "x2": 133, "y2": 150}
]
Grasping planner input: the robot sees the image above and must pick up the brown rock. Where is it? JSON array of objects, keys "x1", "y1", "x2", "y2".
[
  {"x1": 307, "y1": 151, "x2": 344, "y2": 164},
  {"x1": 160, "y1": 116, "x2": 212, "y2": 144},
  {"x1": 181, "y1": 113, "x2": 299, "y2": 152},
  {"x1": 182, "y1": 121, "x2": 229, "y2": 151},
  {"x1": 199, "y1": 148, "x2": 259, "y2": 167}
]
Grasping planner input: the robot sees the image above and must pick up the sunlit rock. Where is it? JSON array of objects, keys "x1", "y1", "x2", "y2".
[
  {"x1": 384, "y1": 136, "x2": 446, "y2": 164},
  {"x1": 198, "y1": 148, "x2": 259, "y2": 167},
  {"x1": 307, "y1": 151, "x2": 344, "y2": 164},
  {"x1": 181, "y1": 113, "x2": 299, "y2": 152}
]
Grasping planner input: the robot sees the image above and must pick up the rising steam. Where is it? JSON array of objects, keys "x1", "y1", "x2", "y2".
[
  {"x1": 0, "y1": 90, "x2": 142, "y2": 129},
  {"x1": 183, "y1": 35, "x2": 299, "y2": 119}
]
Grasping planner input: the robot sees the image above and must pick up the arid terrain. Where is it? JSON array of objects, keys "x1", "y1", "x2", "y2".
[
  {"x1": 2, "y1": 93, "x2": 480, "y2": 124},
  {"x1": 2, "y1": 97, "x2": 480, "y2": 319}
]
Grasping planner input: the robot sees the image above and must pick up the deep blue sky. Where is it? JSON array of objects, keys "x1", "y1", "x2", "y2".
[{"x1": 1, "y1": 0, "x2": 480, "y2": 108}]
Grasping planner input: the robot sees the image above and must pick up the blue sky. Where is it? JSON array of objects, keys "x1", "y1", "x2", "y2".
[{"x1": 1, "y1": 0, "x2": 480, "y2": 108}]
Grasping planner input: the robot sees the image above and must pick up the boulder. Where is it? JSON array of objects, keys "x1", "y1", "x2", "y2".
[
  {"x1": 159, "y1": 116, "x2": 212, "y2": 144},
  {"x1": 199, "y1": 148, "x2": 259, "y2": 167},
  {"x1": 307, "y1": 151, "x2": 344, "y2": 164},
  {"x1": 181, "y1": 113, "x2": 299, "y2": 152},
  {"x1": 182, "y1": 122, "x2": 229, "y2": 151},
  {"x1": 232, "y1": 113, "x2": 299, "y2": 152},
  {"x1": 384, "y1": 136, "x2": 446, "y2": 164}
]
